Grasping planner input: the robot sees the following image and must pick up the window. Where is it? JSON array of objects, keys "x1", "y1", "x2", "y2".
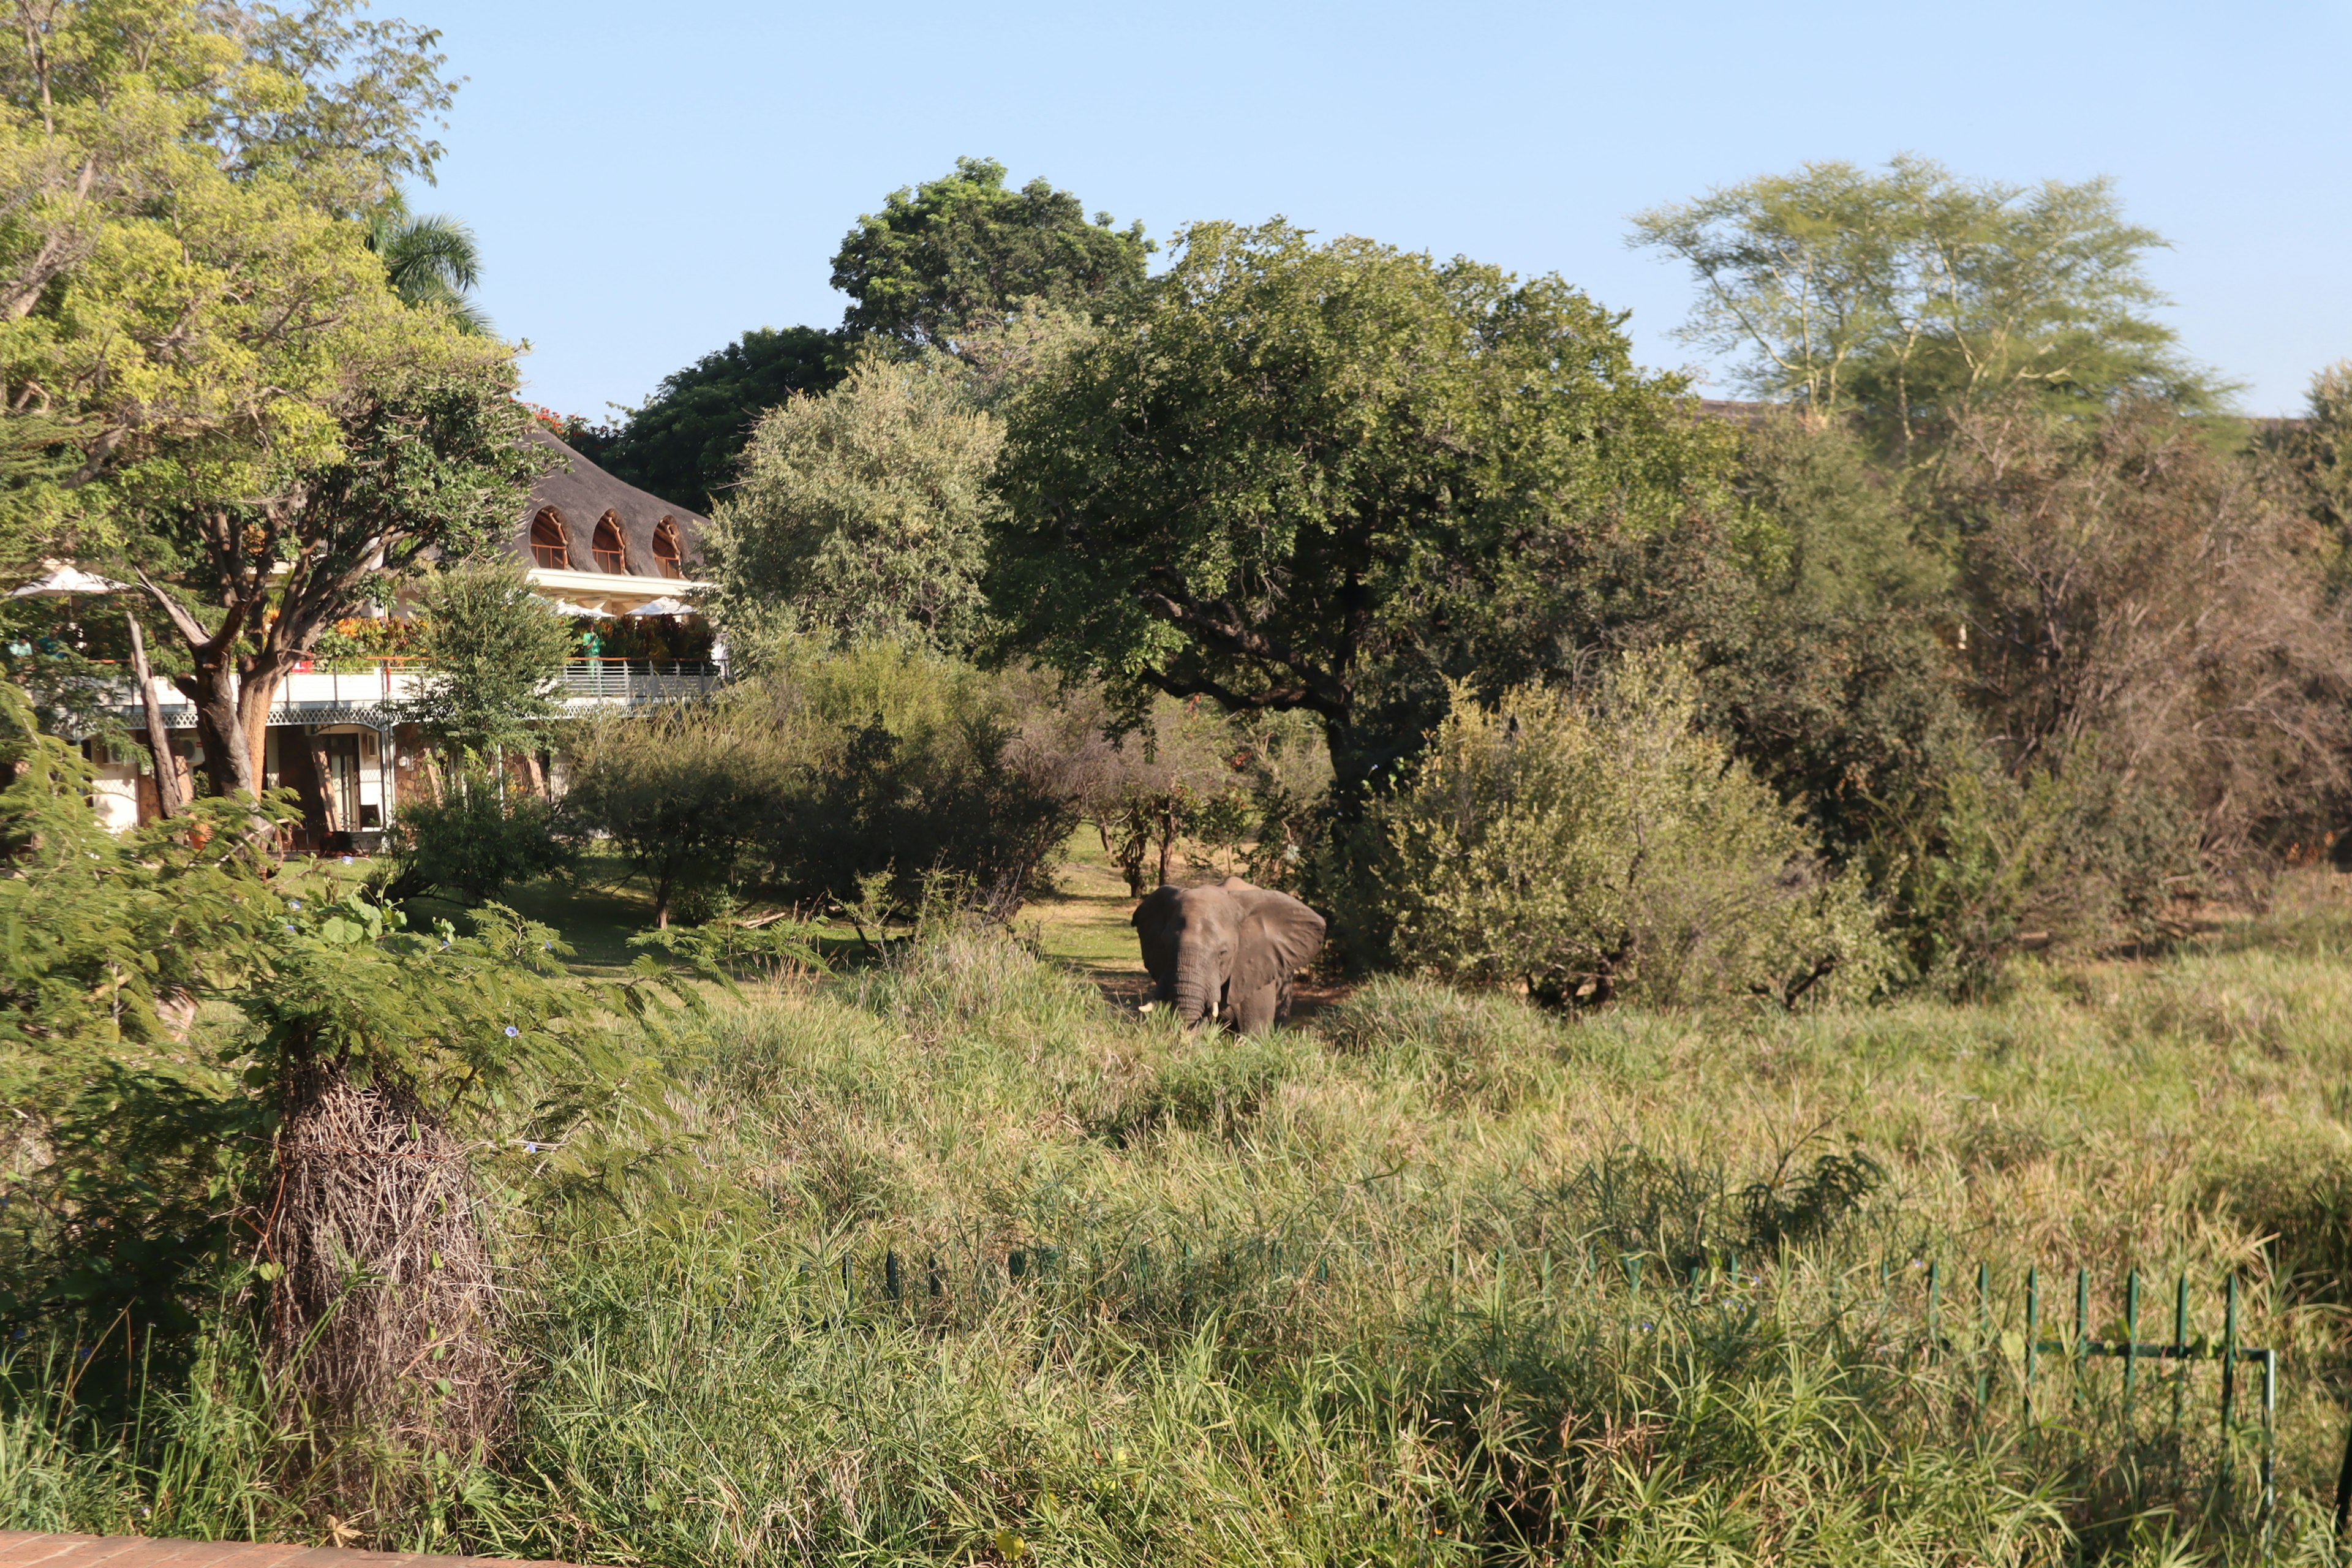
[
  {"x1": 529, "y1": 510, "x2": 570, "y2": 569},
  {"x1": 652, "y1": 519, "x2": 684, "y2": 578},
  {"x1": 592, "y1": 513, "x2": 629, "y2": 575}
]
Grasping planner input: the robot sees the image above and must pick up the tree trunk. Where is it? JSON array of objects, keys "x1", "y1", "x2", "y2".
[
  {"x1": 124, "y1": 612, "x2": 189, "y2": 818},
  {"x1": 183, "y1": 660, "x2": 259, "y2": 797},
  {"x1": 420, "y1": 745, "x2": 446, "y2": 805},
  {"x1": 306, "y1": 728, "x2": 343, "y2": 838},
  {"x1": 237, "y1": 666, "x2": 287, "y2": 790}
]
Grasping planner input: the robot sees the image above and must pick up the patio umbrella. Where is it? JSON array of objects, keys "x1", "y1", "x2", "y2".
[
  {"x1": 531, "y1": 594, "x2": 611, "y2": 617},
  {"x1": 10, "y1": 560, "x2": 128, "y2": 596},
  {"x1": 622, "y1": 597, "x2": 695, "y2": 617}
]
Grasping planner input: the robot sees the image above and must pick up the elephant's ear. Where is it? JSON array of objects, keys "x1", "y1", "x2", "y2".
[
  {"x1": 1133, "y1": 886, "x2": 1182, "y2": 986},
  {"x1": 1232, "y1": 889, "x2": 1325, "y2": 1000}
]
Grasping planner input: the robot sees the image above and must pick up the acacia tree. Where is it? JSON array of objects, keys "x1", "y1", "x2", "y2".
[
  {"x1": 990, "y1": 220, "x2": 1731, "y2": 804},
  {"x1": 1630, "y1": 157, "x2": 2214, "y2": 445}
]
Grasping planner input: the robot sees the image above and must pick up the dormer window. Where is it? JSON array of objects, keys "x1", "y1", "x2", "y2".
[
  {"x1": 592, "y1": 513, "x2": 629, "y2": 575},
  {"x1": 529, "y1": 510, "x2": 570, "y2": 569},
  {"x1": 652, "y1": 519, "x2": 684, "y2": 579}
]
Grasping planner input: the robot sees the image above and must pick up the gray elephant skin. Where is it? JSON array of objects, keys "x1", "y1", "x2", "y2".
[{"x1": 1131, "y1": 878, "x2": 1327, "y2": 1033}]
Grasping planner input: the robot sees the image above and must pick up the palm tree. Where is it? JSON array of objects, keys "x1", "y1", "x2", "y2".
[{"x1": 365, "y1": 200, "x2": 492, "y2": 335}]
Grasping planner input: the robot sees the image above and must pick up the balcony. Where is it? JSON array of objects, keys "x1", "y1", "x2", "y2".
[
  {"x1": 94, "y1": 657, "x2": 725, "y2": 733},
  {"x1": 558, "y1": 659, "x2": 723, "y2": 705}
]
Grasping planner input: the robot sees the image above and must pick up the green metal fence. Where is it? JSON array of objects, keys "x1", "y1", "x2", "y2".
[{"x1": 786, "y1": 1230, "x2": 2290, "y2": 1542}]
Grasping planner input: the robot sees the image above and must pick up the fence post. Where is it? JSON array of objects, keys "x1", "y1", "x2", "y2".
[
  {"x1": 1975, "y1": 1262, "x2": 1993, "y2": 1411},
  {"x1": 2173, "y1": 1272, "x2": 2190, "y2": 1433},
  {"x1": 2222, "y1": 1275, "x2": 2241, "y2": 1499},
  {"x1": 2261, "y1": 1348, "x2": 2278, "y2": 1547},
  {"x1": 2025, "y1": 1267, "x2": 2041, "y2": 1421},
  {"x1": 2124, "y1": 1269, "x2": 2141, "y2": 1422},
  {"x1": 1926, "y1": 1259, "x2": 1940, "y2": 1363}
]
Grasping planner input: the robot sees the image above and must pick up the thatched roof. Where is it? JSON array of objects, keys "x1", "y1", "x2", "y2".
[{"x1": 513, "y1": 429, "x2": 709, "y2": 578}]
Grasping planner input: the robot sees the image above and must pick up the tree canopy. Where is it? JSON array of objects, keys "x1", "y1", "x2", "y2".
[
  {"x1": 397, "y1": 557, "x2": 576, "y2": 761},
  {"x1": 0, "y1": 0, "x2": 537, "y2": 794},
  {"x1": 710, "y1": 350, "x2": 1001, "y2": 654},
  {"x1": 1630, "y1": 157, "x2": 2215, "y2": 443},
  {"x1": 832, "y1": 156, "x2": 1150, "y2": 350},
  {"x1": 990, "y1": 220, "x2": 1732, "y2": 799},
  {"x1": 585, "y1": 326, "x2": 849, "y2": 512}
]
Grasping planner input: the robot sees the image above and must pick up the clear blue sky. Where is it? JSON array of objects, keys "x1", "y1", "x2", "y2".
[{"x1": 399, "y1": 0, "x2": 2350, "y2": 422}]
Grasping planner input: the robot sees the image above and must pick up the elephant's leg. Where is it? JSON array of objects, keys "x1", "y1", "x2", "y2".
[
  {"x1": 1273, "y1": 974, "x2": 1297, "y2": 1024},
  {"x1": 1229, "y1": 981, "x2": 1282, "y2": 1034}
]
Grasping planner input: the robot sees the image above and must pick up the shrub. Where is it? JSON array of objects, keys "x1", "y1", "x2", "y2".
[
  {"x1": 1370, "y1": 650, "x2": 1889, "y2": 1006},
  {"x1": 744, "y1": 639, "x2": 1080, "y2": 915},
  {"x1": 385, "y1": 781, "x2": 572, "y2": 905},
  {"x1": 559, "y1": 643, "x2": 1085, "y2": 924},
  {"x1": 559, "y1": 710, "x2": 777, "y2": 927}
]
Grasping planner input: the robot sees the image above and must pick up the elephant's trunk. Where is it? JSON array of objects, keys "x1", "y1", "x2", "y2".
[{"x1": 1173, "y1": 950, "x2": 1218, "y2": 1027}]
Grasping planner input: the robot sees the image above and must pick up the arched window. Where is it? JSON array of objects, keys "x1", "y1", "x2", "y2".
[
  {"x1": 592, "y1": 513, "x2": 629, "y2": 575},
  {"x1": 529, "y1": 510, "x2": 570, "y2": 569},
  {"x1": 652, "y1": 519, "x2": 684, "y2": 579}
]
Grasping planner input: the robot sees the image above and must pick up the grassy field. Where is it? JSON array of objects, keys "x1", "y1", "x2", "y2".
[{"x1": 13, "y1": 869, "x2": 2352, "y2": 1564}]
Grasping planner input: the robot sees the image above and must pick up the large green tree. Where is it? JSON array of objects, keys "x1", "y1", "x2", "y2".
[
  {"x1": 990, "y1": 220, "x2": 1732, "y2": 801},
  {"x1": 0, "y1": 0, "x2": 540, "y2": 795},
  {"x1": 832, "y1": 156, "x2": 1150, "y2": 350},
  {"x1": 709, "y1": 349, "x2": 1000, "y2": 652},
  {"x1": 1630, "y1": 157, "x2": 2215, "y2": 446}
]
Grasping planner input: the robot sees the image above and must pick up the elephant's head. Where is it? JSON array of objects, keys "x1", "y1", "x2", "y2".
[{"x1": 1131, "y1": 877, "x2": 1326, "y2": 1033}]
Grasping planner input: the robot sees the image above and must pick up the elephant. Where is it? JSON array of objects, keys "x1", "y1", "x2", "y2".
[{"x1": 1132, "y1": 877, "x2": 1327, "y2": 1033}]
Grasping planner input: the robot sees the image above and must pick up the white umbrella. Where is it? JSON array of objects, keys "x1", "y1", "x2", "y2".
[
  {"x1": 532, "y1": 594, "x2": 612, "y2": 618},
  {"x1": 623, "y1": 597, "x2": 695, "y2": 618},
  {"x1": 10, "y1": 560, "x2": 127, "y2": 597}
]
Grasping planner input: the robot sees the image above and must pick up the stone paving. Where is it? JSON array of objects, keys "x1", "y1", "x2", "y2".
[{"x1": 0, "y1": 1534, "x2": 584, "y2": 1568}]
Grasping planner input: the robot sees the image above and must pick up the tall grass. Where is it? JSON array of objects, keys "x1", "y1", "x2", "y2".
[{"x1": 18, "y1": 889, "x2": 2352, "y2": 1563}]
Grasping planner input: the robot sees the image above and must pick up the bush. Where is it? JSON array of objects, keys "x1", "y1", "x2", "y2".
[
  {"x1": 559, "y1": 710, "x2": 776, "y2": 927},
  {"x1": 1369, "y1": 650, "x2": 1889, "y2": 1006},
  {"x1": 385, "y1": 782, "x2": 572, "y2": 905},
  {"x1": 743, "y1": 639, "x2": 1080, "y2": 915},
  {"x1": 560, "y1": 641, "x2": 1085, "y2": 924}
]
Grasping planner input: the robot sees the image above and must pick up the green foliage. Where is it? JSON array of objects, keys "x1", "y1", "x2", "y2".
[
  {"x1": 0, "y1": 677, "x2": 663, "y2": 1363},
  {"x1": 2263, "y1": 359, "x2": 2352, "y2": 541},
  {"x1": 1370, "y1": 652, "x2": 1890, "y2": 1006},
  {"x1": 386, "y1": 782, "x2": 572, "y2": 905},
  {"x1": 1067, "y1": 693, "x2": 1331, "y2": 895},
  {"x1": 559, "y1": 643, "x2": 1087, "y2": 924},
  {"x1": 17, "y1": 903, "x2": 2352, "y2": 1556},
  {"x1": 831, "y1": 156, "x2": 1150, "y2": 350},
  {"x1": 744, "y1": 640, "x2": 1082, "y2": 914},
  {"x1": 364, "y1": 195, "x2": 489, "y2": 335},
  {"x1": 991, "y1": 219, "x2": 1734, "y2": 801},
  {"x1": 1630, "y1": 156, "x2": 2217, "y2": 440},
  {"x1": 0, "y1": 0, "x2": 538, "y2": 793},
  {"x1": 559, "y1": 709, "x2": 773, "y2": 929},
  {"x1": 584, "y1": 326, "x2": 849, "y2": 513},
  {"x1": 1627, "y1": 159, "x2": 2211, "y2": 444},
  {"x1": 396, "y1": 557, "x2": 576, "y2": 760},
  {"x1": 710, "y1": 350, "x2": 1001, "y2": 654}
]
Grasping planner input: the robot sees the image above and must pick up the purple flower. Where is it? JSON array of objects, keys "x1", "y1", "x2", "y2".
[{"x1": 504, "y1": 1025, "x2": 519, "y2": 1038}]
